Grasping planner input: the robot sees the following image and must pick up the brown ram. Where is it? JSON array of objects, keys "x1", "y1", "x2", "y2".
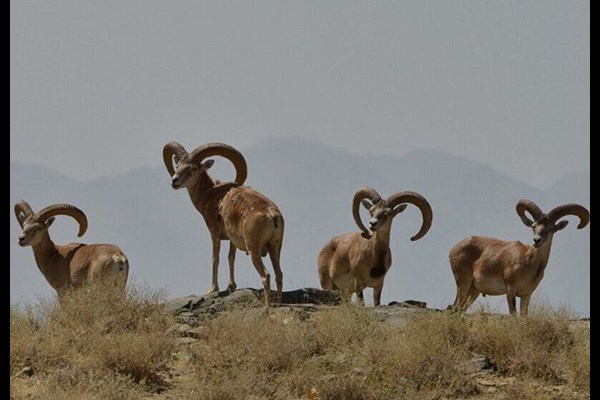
[
  {"x1": 318, "y1": 187, "x2": 433, "y2": 305},
  {"x1": 163, "y1": 141, "x2": 284, "y2": 304},
  {"x1": 14, "y1": 200, "x2": 129, "y2": 296},
  {"x1": 448, "y1": 199, "x2": 590, "y2": 314}
]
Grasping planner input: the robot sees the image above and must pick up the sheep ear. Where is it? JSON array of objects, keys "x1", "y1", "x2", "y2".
[
  {"x1": 45, "y1": 217, "x2": 55, "y2": 228},
  {"x1": 361, "y1": 200, "x2": 372, "y2": 210},
  {"x1": 554, "y1": 220, "x2": 568, "y2": 231},
  {"x1": 201, "y1": 159, "x2": 215, "y2": 170},
  {"x1": 393, "y1": 204, "x2": 408, "y2": 215}
]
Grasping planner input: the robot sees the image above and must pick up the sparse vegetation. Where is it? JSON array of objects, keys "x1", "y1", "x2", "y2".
[
  {"x1": 10, "y1": 285, "x2": 589, "y2": 400},
  {"x1": 10, "y1": 279, "x2": 177, "y2": 399}
]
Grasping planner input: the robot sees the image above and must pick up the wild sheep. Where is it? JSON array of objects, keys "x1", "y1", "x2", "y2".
[
  {"x1": 14, "y1": 200, "x2": 129, "y2": 296},
  {"x1": 163, "y1": 141, "x2": 284, "y2": 305},
  {"x1": 317, "y1": 187, "x2": 433, "y2": 305},
  {"x1": 448, "y1": 199, "x2": 590, "y2": 314}
]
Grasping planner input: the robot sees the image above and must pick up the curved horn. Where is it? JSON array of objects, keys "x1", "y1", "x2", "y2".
[
  {"x1": 386, "y1": 191, "x2": 433, "y2": 241},
  {"x1": 189, "y1": 143, "x2": 248, "y2": 185},
  {"x1": 547, "y1": 203, "x2": 590, "y2": 229},
  {"x1": 516, "y1": 199, "x2": 544, "y2": 227},
  {"x1": 36, "y1": 204, "x2": 88, "y2": 237},
  {"x1": 162, "y1": 141, "x2": 190, "y2": 177},
  {"x1": 352, "y1": 187, "x2": 382, "y2": 236},
  {"x1": 14, "y1": 199, "x2": 34, "y2": 228}
]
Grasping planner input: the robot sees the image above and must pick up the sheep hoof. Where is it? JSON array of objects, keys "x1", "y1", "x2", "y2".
[{"x1": 207, "y1": 286, "x2": 219, "y2": 294}]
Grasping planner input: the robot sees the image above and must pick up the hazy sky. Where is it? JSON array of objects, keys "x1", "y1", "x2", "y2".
[{"x1": 10, "y1": 1, "x2": 589, "y2": 189}]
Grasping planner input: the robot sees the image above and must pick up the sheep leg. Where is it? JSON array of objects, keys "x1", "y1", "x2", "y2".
[
  {"x1": 249, "y1": 252, "x2": 272, "y2": 305},
  {"x1": 506, "y1": 287, "x2": 517, "y2": 314},
  {"x1": 267, "y1": 246, "x2": 283, "y2": 304},
  {"x1": 519, "y1": 293, "x2": 532, "y2": 315},
  {"x1": 452, "y1": 278, "x2": 474, "y2": 311},
  {"x1": 462, "y1": 285, "x2": 481, "y2": 311},
  {"x1": 354, "y1": 279, "x2": 364, "y2": 305},
  {"x1": 227, "y1": 242, "x2": 237, "y2": 292},
  {"x1": 318, "y1": 268, "x2": 335, "y2": 290},
  {"x1": 57, "y1": 288, "x2": 68, "y2": 305},
  {"x1": 373, "y1": 283, "x2": 384, "y2": 306},
  {"x1": 208, "y1": 236, "x2": 221, "y2": 294},
  {"x1": 356, "y1": 290, "x2": 364, "y2": 305}
]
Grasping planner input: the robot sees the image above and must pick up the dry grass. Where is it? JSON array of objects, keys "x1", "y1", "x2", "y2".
[
  {"x1": 10, "y1": 278, "x2": 177, "y2": 399},
  {"x1": 177, "y1": 303, "x2": 588, "y2": 399},
  {"x1": 10, "y1": 288, "x2": 589, "y2": 400},
  {"x1": 466, "y1": 305, "x2": 580, "y2": 382}
]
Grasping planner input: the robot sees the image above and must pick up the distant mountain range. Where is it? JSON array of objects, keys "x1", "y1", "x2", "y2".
[{"x1": 10, "y1": 138, "x2": 590, "y2": 315}]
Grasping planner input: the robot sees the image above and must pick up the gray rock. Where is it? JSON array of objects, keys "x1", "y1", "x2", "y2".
[
  {"x1": 185, "y1": 326, "x2": 207, "y2": 339},
  {"x1": 177, "y1": 311, "x2": 196, "y2": 324},
  {"x1": 387, "y1": 299, "x2": 427, "y2": 308},
  {"x1": 206, "y1": 290, "x2": 260, "y2": 313},
  {"x1": 219, "y1": 288, "x2": 262, "y2": 305},
  {"x1": 246, "y1": 305, "x2": 270, "y2": 319},
  {"x1": 280, "y1": 287, "x2": 342, "y2": 305},
  {"x1": 373, "y1": 305, "x2": 434, "y2": 327},
  {"x1": 176, "y1": 337, "x2": 199, "y2": 345},
  {"x1": 462, "y1": 355, "x2": 496, "y2": 374},
  {"x1": 319, "y1": 374, "x2": 337, "y2": 382},
  {"x1": 17, "y1": 366, "x2": 34, "y2": 377},
  {"x1": 166, "y1": 289, "x2": 435, "y2": 330},
  {"x1": 165, "y1": 295, "x2": 205, "y2": 314},
  {"x1": 171, "y1": 323, "x2": 193, "y2": 334}
]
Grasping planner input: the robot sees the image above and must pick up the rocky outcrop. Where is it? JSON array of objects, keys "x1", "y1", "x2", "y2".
[
  {"x1": 165, "y1": 287, "x2": 440, "y2": 329},
  {"x1": 165, "y1": 287, "x2": 344, "y2": 325}
]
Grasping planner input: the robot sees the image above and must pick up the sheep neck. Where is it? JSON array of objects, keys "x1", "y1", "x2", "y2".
[
  {"x1": 187, "y1": 172, "x2": 218, "y2": 211},
  {"x1": 526, "y1": 234, "x2": 554, "y2": 274},
  {"x1": 369, "y1": 224, "x2": 392, "y2": 251},
  {"x1": 30, "y1": 232, "x2": 69, "y2": 290}
]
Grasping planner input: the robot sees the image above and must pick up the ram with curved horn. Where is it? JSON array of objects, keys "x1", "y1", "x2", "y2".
[
  {"x1": 317, "y1": 187, "x2": 433, "y2": 305},
  {"x1": 14, "y1": 200, "x2": 129, "y2": 296},
  {"x1": 448, "y1": 199, "x2": 590, "y2": 315},
  {"x1": 163, "y1": 141, "x2": 284, "y2": 305}
]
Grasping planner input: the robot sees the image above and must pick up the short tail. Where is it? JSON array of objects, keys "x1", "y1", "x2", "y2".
[
  {"x1": 111, "y1": 255, "x2": 130, "y2": 284},
  {"x1": 267, "y1": 210, "x2": 284, "y2": 230},
  {"x1": 112, "y1": 254, "x2": 128, "y2": 271}
]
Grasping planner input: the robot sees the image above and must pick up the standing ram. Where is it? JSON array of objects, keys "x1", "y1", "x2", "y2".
[
  {"x1": 14, "y1": 200, "x2": 129, "y2": 296},
  {"x1": 318, "y1": 187, "x2": 433, "y2": 305},
  {"x1": 163, "y1": 141, "x2": 284, "y2": 304},
  {"x1": 448, "y1": 199, "x2": 590, "y2": 314}
]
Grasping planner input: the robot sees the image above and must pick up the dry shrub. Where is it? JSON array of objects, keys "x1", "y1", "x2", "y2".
[
  {"x1": 28, "y1": 369, "x2": 144, "y2": 400},
  {"x1": 10, "y1": 305, "x2": 41, "y2": 374},
  {"x1": 311, "y1": 375, "x2": 371, "y2": 400},
  {"x1": 362, "y1": 313, "x2": 477, "y2": 398},
  {"x1": 9, "y1": 278, "x2": 177, "y2": 395},
  {"x1": 466, "y1": 304, "x2": 583, "y2": 384},
  {"x1": 92, "y1": 331, "x2": 175, "y2": 385},
  {"x1": 567, "y1": 322, "x2": 590, "y2": 389},
  {"x1": 187, "y1": 307, "x2": 322, "y2": 399},
  {"x1": 311, "y1": 304, "x2": 383, "y2": 351},
  {"x1": 187, "y1": 305, "x2": 474, "y2": 399},
  {"x1": 49, "y1": 278, "x2": 171, "y2": 335},
  {"x1": 186, "y1": 302, "x2": 587, "y2": 399},
  {"x1": 11, "y1": 288, "x2": 589, "y2": 399}
]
